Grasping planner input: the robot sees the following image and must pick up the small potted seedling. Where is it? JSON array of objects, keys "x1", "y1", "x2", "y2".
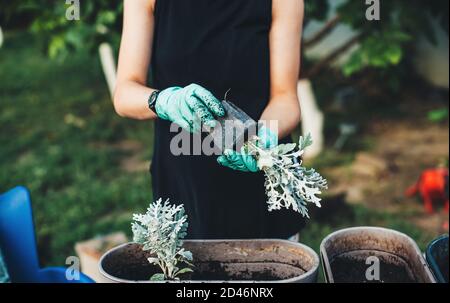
[
  {"x1": 99, "y1": 199, "x2": 320, "y2": 283},
  {"x1": 131, "y1": 199, "x2": 194, "y2": 281}
]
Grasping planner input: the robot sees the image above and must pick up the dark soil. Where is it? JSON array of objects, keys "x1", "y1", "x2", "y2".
[
  {"x1": 106, "y1": 261, "x2": 301, "y2": 281},
  {"x1": 189, "y1": 261, "x2": 303, "y2": 281},
  {"x1": 330, "y1": 253, "x2": 417, "y2": 283},
  {"x1": 105, "y1": 262, "x2": 160, "y2": 281},
  {"x1": 190, "y1": 270, "x2": 279, "y2": 281}
]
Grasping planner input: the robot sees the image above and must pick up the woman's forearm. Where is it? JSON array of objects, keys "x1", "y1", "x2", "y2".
[
  {"x1": 263, "y1": 0, "x2": 303, "y2": 140},
  {"x1": 113, "y1": 81, "x2": 158, "y2": 120},
  {"x1": 259, "y1": 95, "x2": 301, "y2": 139},
  {"x1": 114, "y1": 0, "x2": 156, "y2": 120}
]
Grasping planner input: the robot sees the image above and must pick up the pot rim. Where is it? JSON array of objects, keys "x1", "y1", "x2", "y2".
[
  {"x1": 319, "y1": 226, "x2": 436, "y2": 283},
  {"x1": 98, "y1": 239, "x2": 320, "y2": 283},
  {"x1": 425, "y1": 234, "x2": 449, "y2": 283}
]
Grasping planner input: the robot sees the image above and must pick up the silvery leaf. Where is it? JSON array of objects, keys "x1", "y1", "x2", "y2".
[
  {"x1": 179, "y1": 250, "x2": 193, "y2": 261},
  {"x1": 299, "y1": 133, "x2": 313, "y2": 150},
  {"x1": 150, "y1": 273, "x2": 165, "y2": 281},
  {"x1": 175, "y1": 268, "x2": 194, "y2": 276},
  {"x1": 147, "y1": 257, "x2": 159, "y2": 265}
]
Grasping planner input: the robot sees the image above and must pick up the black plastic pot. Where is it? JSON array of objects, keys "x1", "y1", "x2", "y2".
[
  {"x1": 425, "y1": 235, "x2": 449, "y2": 283},
  {"x1": 209, "y1": 100, "x2": 259, "y2": 152},
  {"x1": 320, "y1": 227, "x2": 436, "y2": 283},
  {"x1": 99, "y1": 239, "x2": 319, "y2": 283}
]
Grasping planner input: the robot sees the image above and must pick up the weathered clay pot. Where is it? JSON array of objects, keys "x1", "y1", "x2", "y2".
[
  {"x1": 99, "y1": 239, "x2": 319, "y2": 283},
  {"x1": 320, "y1": 227, "x2": 436, "y2": 283}
]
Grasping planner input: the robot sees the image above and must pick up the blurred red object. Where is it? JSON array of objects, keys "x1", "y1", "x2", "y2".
[{"x1": 405, "y1": 168, "x2": 449, "y2": 214}]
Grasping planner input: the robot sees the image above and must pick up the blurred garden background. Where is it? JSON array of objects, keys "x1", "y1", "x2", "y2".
[{"x1": 0, "y1": 0, "x2": 449, "y2": 273}]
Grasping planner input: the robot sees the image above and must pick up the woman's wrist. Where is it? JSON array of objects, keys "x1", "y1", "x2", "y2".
[{"x1": 260, "y1": 97, "x2": 301, "y2": 139}]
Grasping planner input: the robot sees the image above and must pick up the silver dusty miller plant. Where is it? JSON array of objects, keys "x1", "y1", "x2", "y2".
[
  {"x1": 131, "y1": 199, "x2": 193, "y2": 281},
  {"x1": 248, "y1": 133, "x2": 328, "y2": 218}
]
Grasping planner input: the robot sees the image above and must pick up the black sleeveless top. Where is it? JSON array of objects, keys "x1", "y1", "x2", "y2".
[{"x1": 150, "y1": 0, "x2": 304, "y2": 239}]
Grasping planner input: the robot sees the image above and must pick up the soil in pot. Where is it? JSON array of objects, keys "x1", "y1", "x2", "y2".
[
  {"x1": 105, "y1": 260, "x2": 305, "y2": 282},
  {"x1": 190, "y1": 261, "x2": 306, "y2": 281},
  {"x1": 101, "y1": 243, "x2": 309, "y2": 282},
  {"x1": 329, "y1": 250, "x2": 417, "y2": 283}
]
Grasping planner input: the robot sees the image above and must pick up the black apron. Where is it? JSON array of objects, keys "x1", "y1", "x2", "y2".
[{"x1": 149, "y1": 0, "x2": 304, "y2": 239}]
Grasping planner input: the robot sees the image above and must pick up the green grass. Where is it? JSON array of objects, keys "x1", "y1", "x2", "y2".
[
  {"x1": 0, "y1": 33, "x2": 434, "y2": 269},
  {"x1": 1, "y1": 33, "x2": 153, "y2": 265}
]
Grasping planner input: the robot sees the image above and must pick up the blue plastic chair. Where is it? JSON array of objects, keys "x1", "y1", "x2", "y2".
[{"x1": 0, "y1": 186, "x2": 94, "y2": 283}]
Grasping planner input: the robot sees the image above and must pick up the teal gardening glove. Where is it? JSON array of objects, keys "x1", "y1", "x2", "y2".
[
  {"x1": 155, "y1": 84, "x2": 225, "y2": 132},
  {"x1": 217, "y1": 126, "x2": 278, "y2": 172}
]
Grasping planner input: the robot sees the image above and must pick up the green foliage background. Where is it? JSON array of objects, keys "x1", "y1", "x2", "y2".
[
  {"x1": 0, "y1": 34, "x2": 153, "y2": 264},
  {"x1": 2, "y1": 0, "x2": 448, "y2": 76}
]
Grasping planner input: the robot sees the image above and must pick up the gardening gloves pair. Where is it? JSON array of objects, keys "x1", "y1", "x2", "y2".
[
  {"x1": 155, "y1": 84, "x2": 225, "y2": 133},
  {"x1": 217, "y1": 126, "x2": 278, "y2": 173}
]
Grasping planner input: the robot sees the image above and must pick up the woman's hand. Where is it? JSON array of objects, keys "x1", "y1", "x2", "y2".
[
  {"x1": 217, "y1": 126, "x2": 278, "y2": 172},
  {"x1": 217, "y1": 147, "x2": 259, "y2": 172},
  {"x1": 155, "y1": 84, "x2": 225, "y2": 133}
]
